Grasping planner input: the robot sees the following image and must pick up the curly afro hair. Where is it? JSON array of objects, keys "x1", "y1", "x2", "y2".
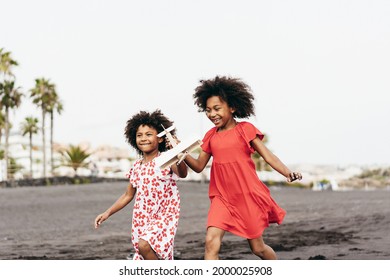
[
  {"x1": 124, "y1": 109, "x2": 176, "y2": 155},
  {"x1": 193, "y1": 76, "x2": 255, "y2": 118}
]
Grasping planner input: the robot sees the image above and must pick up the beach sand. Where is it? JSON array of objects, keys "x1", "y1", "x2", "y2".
[{"x1": 0, "y1": 181, "x2": 389, "y2": 260}]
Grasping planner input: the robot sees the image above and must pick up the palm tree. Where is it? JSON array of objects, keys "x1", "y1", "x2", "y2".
[
  {"x1": 47, "y1": 93, "x2": 63, "y2": 175},
  {"x1": 0, "y1": 48, "x2": 19, "y2": 181},
  {"x1": 62, "y1": 145, "x2": 91, "y2": 176},
  {"x1": 8, "y1": 157, "x2": 23, "y2": 179},
  {"x1": 20, "y1": 117, "x2": 39, "y2": 178},
  {"x1": 0, "y1": 80, "x2": 23, "y2": 180},
  {"x1": 251, "y1": 134, "x2": 272, "y2": 171},
  {"x1": 0, "y1": 48, "x2": 18, "y2": 78},
  {"x1": 0, "y1": 111, "x2": 5, "y2": 144},
  {"x1": 30, "y1": 78, "x2": 56, "y2": 178}
]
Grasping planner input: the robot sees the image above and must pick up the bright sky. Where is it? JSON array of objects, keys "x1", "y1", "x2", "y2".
[{"x1": 1, "y1": 0, "x2": 390, "y2": 166}]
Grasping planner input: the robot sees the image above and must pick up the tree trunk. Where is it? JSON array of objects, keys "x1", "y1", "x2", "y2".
[
  {"x1": 50, "y1": 112, "x2": 54, "y2": 176},
  {"x1": 4, "y1": 107, "x2": 9, "y2": 180},
  {"x1": 42, "y1": 110, "x2": 46, "y2": 178},
  {"x1": 29, "y1": 132, "x2": 33, "y2": 178}
]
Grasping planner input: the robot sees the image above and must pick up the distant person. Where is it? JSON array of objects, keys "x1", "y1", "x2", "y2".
[
  {"x1": 184, "y1": 76, "x2": 302, "y2": 260},
  {"x1": 94, "y1": 110, "x2": 187, "y2": 260}
]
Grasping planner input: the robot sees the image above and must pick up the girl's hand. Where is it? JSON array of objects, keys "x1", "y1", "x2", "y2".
[
  {"x1": 287, "y1": 172, "x2": 302, "y2": 182},
  {"x1": 94, "y1": 212, "x2": 109, "y2": 229},
  {"x1": 165, "y1": 135, "x2": 180, "y2": 149}
]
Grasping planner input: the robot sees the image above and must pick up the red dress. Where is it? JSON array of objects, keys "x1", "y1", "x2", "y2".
[{"x1": 201, "y1": 121, "x2": 286, "y2": 239}]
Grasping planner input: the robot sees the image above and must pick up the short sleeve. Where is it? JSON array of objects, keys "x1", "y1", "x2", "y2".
[
  {"x1": 125, "y1": 167, "x2": 133, "y2": 180},
  {"x1": 158, "y1": 166, "x2": 178, "y2": 181},
  {"x1": 200, "y1": 127, "x2": 217, "y2": 154},
  {"x1": 236, "y1": 122, "x2": 264, "y2": 153},
  {"x1": 126, "y1": 160, "x2": 140, "y2": 188}
]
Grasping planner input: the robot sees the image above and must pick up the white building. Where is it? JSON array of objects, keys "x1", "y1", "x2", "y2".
[{"x1": 0, "y1": 131, "x2": 133, "y2": 181}]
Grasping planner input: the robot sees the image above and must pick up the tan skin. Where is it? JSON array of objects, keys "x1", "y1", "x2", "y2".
[
  {"x1": 94, "y1": 124, "x2": 187, "y2": 260},
  {"x1": 184, "y1": 96, "x2": 302, "y2": 260}
]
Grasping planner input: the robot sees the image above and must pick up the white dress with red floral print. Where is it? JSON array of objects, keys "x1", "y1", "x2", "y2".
[{"x1": 127, "y1": 158, "x2": 180, "y2": 260}]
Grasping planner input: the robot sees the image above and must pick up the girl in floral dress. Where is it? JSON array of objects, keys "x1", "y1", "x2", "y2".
[
  {"x1": 94, "y1": 110, "x2": 187, "y2": 260},
  {"x1": 184, "y1": 76, "x2": 302, "y2": 260}
]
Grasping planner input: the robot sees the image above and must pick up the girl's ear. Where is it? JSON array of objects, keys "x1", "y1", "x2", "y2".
[
  {"x1": 230, "y1": 107, "x2": 236, "y2": 113},
  {"x1": 158, "y1": 137, "x2": 164, "y2": 143}
]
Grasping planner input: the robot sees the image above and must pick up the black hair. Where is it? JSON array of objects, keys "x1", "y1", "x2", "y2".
[
  {"x1": 193, "y1": 76, "x2": 255, "y2": 118},
  {"x1": 124, "y1": 109, "x2": 175, "y2": 155}
]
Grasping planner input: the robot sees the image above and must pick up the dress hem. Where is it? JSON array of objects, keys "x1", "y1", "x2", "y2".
[{"x1": 206, "y1": 224, "x2": 269, "y2": 240}]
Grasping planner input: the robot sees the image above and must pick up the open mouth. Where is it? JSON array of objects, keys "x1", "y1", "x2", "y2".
[
  {"x1": 211, "y1": 118, "x2": 221, "y2": 125},
  {"x1": 139, "y1": 143, "x2": 151, "y2": 146}
]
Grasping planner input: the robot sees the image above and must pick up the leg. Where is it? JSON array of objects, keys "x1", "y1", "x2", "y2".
[
  {"x1": 138, "y1": 238, "x2": 158, "y2": 260},
  {"x1": 247, "y1": 236, "x2": 277, "y2": 260},
  {"x1": 204, "y1": 226, "x2": 225, "y2": 260}
]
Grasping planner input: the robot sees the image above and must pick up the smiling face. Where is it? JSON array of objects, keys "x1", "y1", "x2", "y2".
[
  {"x1": 136, "y1": 125, "x2": 163, "y2": 155},
  {"x1": 205, "y1": 96, "x2": 236, "y2": 131}
]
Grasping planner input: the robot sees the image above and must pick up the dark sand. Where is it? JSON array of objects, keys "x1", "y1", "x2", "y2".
[{"x1": 0, "y1": 181, "x2": 389, "y2": 260}]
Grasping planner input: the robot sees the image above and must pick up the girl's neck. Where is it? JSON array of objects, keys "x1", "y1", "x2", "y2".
[
  {"x1": 141, "y1": 150, "x2": 159, "y2": 164},
  {"x1": 218, "y1": 118, "x2": 237, "y2": 132}
]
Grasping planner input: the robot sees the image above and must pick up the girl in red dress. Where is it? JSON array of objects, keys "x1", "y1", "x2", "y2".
[
  {"x1": 94, "y1": 110, "x2": 187, "y2": 260},
  {"x1": 185, "y1": 76, "x2": 302, "y2": 260}
]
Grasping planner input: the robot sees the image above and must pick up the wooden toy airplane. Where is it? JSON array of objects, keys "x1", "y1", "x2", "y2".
[{"x1": 155, "y1": 125, "x2": 202, "y2": 169}]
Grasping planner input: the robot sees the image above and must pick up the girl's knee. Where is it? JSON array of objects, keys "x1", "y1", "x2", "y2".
[
  {"x1": 250, "y1": 243, "x2": 267, "y2": 256},
  {"x1": 137, "y1": 238, "x2": 159, "y2": 260},
  {"x1": 205, "y1": 234, "x2": 221, "y2": 251},
  {"x1": 138, "y1": 239, "x2": 152, "y2": 254},
  {"x1": 250, "y1": 243, "x2": 277, "y2": 260},
  {"x1": 204, "y1": 227, "x2": 225, "y2": 259}
]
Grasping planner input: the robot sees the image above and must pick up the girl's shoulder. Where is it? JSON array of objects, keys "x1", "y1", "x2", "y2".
[
  {"x1": 201, "y1": 126, "x2": 218, "y2": 154},
  {"x1": 129, "y1": 158, "x2": 144, "y2": 171},
  {"x1": 237, "y1": 121, "x2": 257, "y2": 129},
  {"x1": 202, "y1": 122, "x2": 259, "y2": 140},
  {"x1": 204, "y1": 126, "x2": 218, "y2": 137},
  {"x1": 132, "y1": 158, "x2": 142, "y2": 166},
  {"x1": 126, "y1": 159, "x2": 141, "y2": 180},
  {"x1": 236, "y1": 121, "x2": 264, "y2": 141}
]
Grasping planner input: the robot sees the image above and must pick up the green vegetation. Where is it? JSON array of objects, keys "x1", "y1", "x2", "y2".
[
  {"x1": 30, "y1": 78, "x2": 57, "y2": 178},
  {"x1": 251, "y1": 134, "x2": 272, "y2": 171},
  {"x1": 339, "y1": 167, "x2": 390, "y2": 189},
  {"x1": 0, "y1": 48, "x2": 22, "y2": 180},
  {"x1": 61, "y1": 145, "x2": 91, "y2": 176},
  {"x1": 357, "y1": 168, "x2": 390, "y2": 180},
  {"x1": 1, "y1": 47, "x2": 64, "y2": 181},
  {"x1": 8, "y1": 157, "x2": 23, "y2": 179},
  {"x1": 20, "y1": 117, "x2": 39, "y2": 178}
]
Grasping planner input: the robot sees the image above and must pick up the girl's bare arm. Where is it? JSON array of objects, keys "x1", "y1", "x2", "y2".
[
  {"x1": 171, "y1": 160, "x2": 188, "y2": 178},
  {"x1": 94, "y1": 183, "x2": 136, "y2": 228},
  {"x1": 184, "y1": 150, "x2": 211, "y2": 173},
  {"x1": 251, "y1": 136, "x2": 302, "y2": 182}
]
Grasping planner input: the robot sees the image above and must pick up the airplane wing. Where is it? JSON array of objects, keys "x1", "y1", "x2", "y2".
[
  {"x1": 155, "y1": 139, "x2": 202, "y2": 169},
  {"x1": 157, "y1": 125, "x2": 175, "y2": 137}
]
